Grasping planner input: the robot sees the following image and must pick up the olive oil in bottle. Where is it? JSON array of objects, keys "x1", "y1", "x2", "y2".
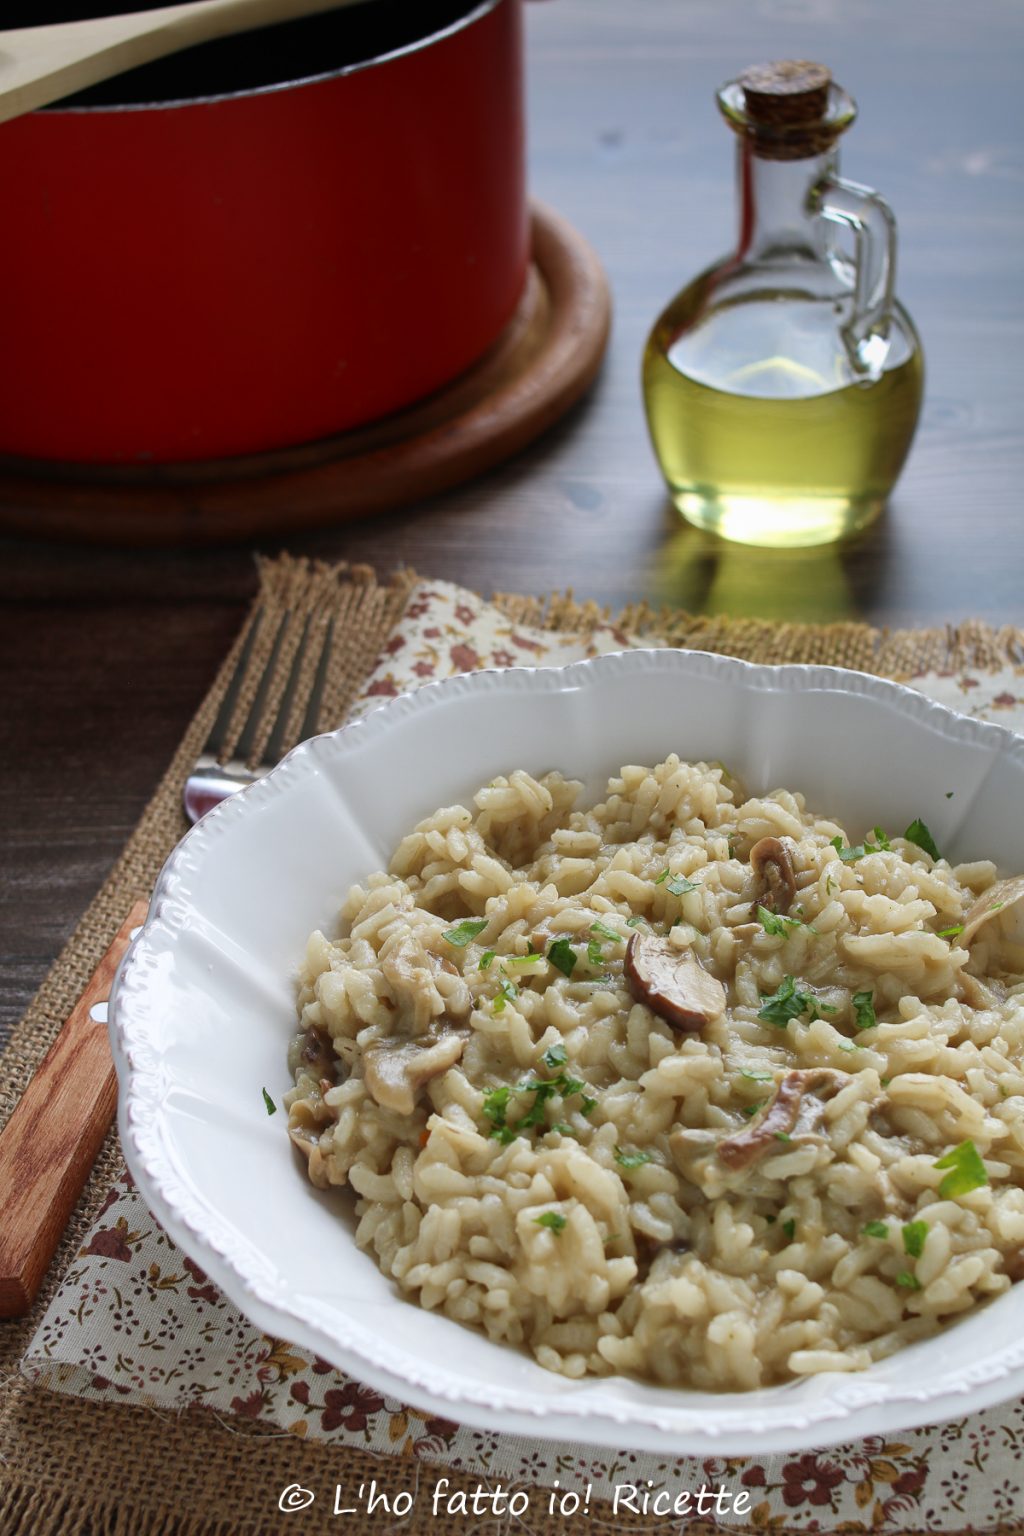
[{"x1": 643, "y1": 61, "x2": 923, "y2": 548}]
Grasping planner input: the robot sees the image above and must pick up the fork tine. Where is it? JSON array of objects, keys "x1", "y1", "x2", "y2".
[
  {"x1": 297, "y1": 615, "x2": 335, "y2": 743},
  {"x1": 201, "y1": 608, "x2": 263, "y2": 759},
  {"x1": 232, "y1": 610, "x2": 291, "y2": 766},
  {"x1": 260, "y1": 613, "x2": 312, "y2": 768}
]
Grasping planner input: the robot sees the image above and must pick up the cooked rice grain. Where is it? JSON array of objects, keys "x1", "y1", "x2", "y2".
[{"x1": 286, "y1": 757, "x2": 1024, "y2": 1390}]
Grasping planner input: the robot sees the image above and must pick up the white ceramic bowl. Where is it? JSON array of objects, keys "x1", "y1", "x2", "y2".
[{"x1": 110, "y1": 649, "x2": 1024, "y2": 1456}]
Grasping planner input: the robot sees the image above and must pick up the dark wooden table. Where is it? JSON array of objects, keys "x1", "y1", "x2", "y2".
[{"x1": 1, "y1": 0, "x2": 1021, "y2": 1042}]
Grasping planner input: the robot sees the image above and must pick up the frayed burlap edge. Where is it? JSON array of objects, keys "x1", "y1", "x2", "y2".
[
  {"x1": 1, "y1": 554, "x2": 1021, "y2": 1536},
  {"x1": 492, "y1": 589, "x2": 1023, "y2": 679}
]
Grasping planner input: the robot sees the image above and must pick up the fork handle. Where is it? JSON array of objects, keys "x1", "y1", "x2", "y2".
[{"x1": 0, "y1": 898, "x2": 148, "y2": 1317}]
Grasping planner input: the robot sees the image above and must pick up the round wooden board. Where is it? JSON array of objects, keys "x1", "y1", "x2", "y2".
[{"x1": 0, "y1": 202, "x2": 610, "y2": 546}]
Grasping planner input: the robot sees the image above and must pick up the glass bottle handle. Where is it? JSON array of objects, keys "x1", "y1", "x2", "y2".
[{"x1": 814, "y1": 174, "x2": 897, "y2": 378}]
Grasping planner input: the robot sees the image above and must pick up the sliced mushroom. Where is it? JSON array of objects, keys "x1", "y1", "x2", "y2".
[
  {"x1": 635, "y1": 1231, "x2": 691, "y2": 1264},
  {"x1": 362, "y1": 1029, "x2": 467, "y2": 1116},
  {"x1": 960, "y1": 876, "x2": 1024, "y2": 947},
  {"x1": 288, "y1": 1126, "x2": 329, "y2": 1189},
  {"x1": 749, "y1": 836, "x2": 797, "y2": 917},
  {"x1": 300, "y1": 1026, "x2": 335, "y2": 1078},
  {"x1": 959, "y1": 971, "x2": 1009, "y2": 1009},
  {"x1": 624, "y1": 932, "x2": 727, "y2": 1031},
  {"x1": 1003, "y1": 1248, "x2": 1024, "y2": 1283},
  {"x1": 717, "y1": 1067, "x2": 847, "y2": 1170}
]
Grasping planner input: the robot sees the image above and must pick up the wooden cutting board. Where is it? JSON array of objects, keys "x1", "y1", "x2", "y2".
[{"x1": 0, "y1": 202, "x2": 611, "y2": 547}]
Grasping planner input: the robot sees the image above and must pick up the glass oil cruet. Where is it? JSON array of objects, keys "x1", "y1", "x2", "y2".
[{"x1": 642, "y1": 60, "x2": 924, "y2": 547}]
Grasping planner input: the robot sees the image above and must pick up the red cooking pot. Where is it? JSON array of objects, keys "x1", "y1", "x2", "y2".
[{"x1": 0, "y1": 0, "x2": 527, "y2": 462}]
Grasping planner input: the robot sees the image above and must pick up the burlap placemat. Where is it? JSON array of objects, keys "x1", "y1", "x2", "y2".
[{"x1": 2, "y1": 554, "x2": 1022, "y2": 1536}]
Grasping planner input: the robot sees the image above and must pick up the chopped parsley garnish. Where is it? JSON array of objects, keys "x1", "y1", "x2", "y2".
[
  {"x1": 896, "y1": 1271, "x2": 921, "y2": 1291},
  {"x1": 625, "y1": 915, "x2": 647, "y2": 929},
  {"x1": 830, "y1": 835, "x2": 867, "y2": 863},
  {"x1": 590, "y1": 920, "x2": 623, "y2": 944},
  {"x1": 937, "y1": 924, "x2": 964, "y2": 939},
  {"x1": 478, "y1": 950, "x2": 495, "y2": 971},
  {"x1": 945, "y1": 791, "x2": 954, "y2": 799},
  {"x1": 653, "y1": 868, "x2": 670, "y2": 885},
  {"x1": 830, "y1": 828, "x2": 891, "y2": 863},
  {"x1": 862, "y1": 1220, "x2": 889, "y2": 1239},
  {"x1": 505, "y1": 951, "x2": 544, "y2": 967},
  {"x1": 773, "y1": 1131, "x2": 792, "y2": 1143},
  {"x1": 547, "y1": 938, "x2": 578, "y2": 979},
  {"x1": 614, "y1": 1146, "x2": 653, "y2": 1170},
  {"x1": 881, "y1": 1076, "x2": 891, "y2": 1087},
  {"x1": 756, "y1": 905, "x2": 809, "y2": 938},
  {"x1": 665, "y1": 873, "x2": 701, "y2": 897},
  {"x1": 542, "y1": 1042, "x2": 568, "y2": 1070},
  {"x1": 933, "y1": 1139, "x2": 989, "y2": 1199},
  {"x1": 587, "y1": 938, "x2": 604, "y2": 966},
  {"x1": 902, "y1": 1220, "x2": 928, "y2": 1258},
  {"x1": 989, "y1": 901, "x2": 1005, "y2": 913},
  {"x1": 742, "y1": 1102, "x2": 766, "y2": 1117},
  {"x1": 492, "y1": 974, "x2": 519, "y2": 1014},
  {"x1": 739, "y1": 1068, "x2": 775, "y2": 1082},
  {"x1": 757, "y1": 974, "x2": 837, "y2": 1027},
  {"x1": 518, "y1": 1078, "x2": 576, "y2": 1128},
  {"x1": 534, "y1": 1211, "x2": 567, "y2": 1234},
  {"x1": 262, "y1": 1087, "x2": 277, "y2": 1116},
  {"x1": 852, "y1": 990, "x2": 877, "y2": 1031},
  {"x1": 765, "y1": 1213, "x2": 777, "y2": 1225},
  {"x1": 825, "y1": 874, "x2": 839, "y2": 894},
  {"x1": 443, "y1": 917, "x2": 489, "y2": 947},
  {"x1": 782, "y1": 1219, "x2": 796, "y2": 1241},
  {"x1": 904, "y1": 818, "x2": 941, "y2": 860},
  {"x1": 550, "y1": 1122, "x2": 577, "y2": 1138},
  {"x1": 482, "y1": 1084, "x2": 514, "y2": 1142},
  {"x1": 481, "y1": 1069, "x2": 593, "y2": 1140}
]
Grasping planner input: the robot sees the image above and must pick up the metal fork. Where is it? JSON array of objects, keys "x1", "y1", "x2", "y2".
[{"x1": 183, "y1": 607, "x2": 334, "y2": 824}]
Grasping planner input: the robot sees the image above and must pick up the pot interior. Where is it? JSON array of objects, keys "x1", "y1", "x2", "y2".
[{"x1": 17, "y1": 0, "x2": 489, "y2": 107}]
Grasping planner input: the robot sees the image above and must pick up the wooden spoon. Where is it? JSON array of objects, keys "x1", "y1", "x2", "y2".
[{"x1": 0, "y1": 0, "x2": 373, "y2": 127}]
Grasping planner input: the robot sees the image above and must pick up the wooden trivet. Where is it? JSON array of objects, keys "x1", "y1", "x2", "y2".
[{"x1": 0, "y1": 202, "x2": 610, "y2": 547}]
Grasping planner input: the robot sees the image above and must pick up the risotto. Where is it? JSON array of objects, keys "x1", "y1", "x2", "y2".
[{"x1": 284, "y1": 757, "x2": 1024, "y2": 1390}]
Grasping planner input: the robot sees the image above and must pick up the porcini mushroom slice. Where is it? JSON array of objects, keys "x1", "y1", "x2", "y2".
[
  {"x1": 288, "y1": 1126, "x2": 329, "y2": 1189},
  {"x1": 362, "y1": 1030, "x2": 467, "y2": 1116},
  {"x1": 624, "y1": 932, "x2": 726, "y2": 1031},
  {"x1": 1003, "y1": 1248, "x2": 1024, "y2": 1283},
  {"x1": 749, "y1": 835, "x2": 797, "y2": 916},
  {"x1": 717, "y1": 1068, "x2": 847, "y2": 1170},
  {"x1": 299, "y1": 1025, "x2": 335, "y2": 1080},
  {"x1": 959, "y1": 876, "x2": 1024, "y2": 946}
]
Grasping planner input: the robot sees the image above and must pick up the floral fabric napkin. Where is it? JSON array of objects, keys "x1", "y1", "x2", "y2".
[{"x1": 21, "y1": 581, "x2": 1024, "y2": 1531}]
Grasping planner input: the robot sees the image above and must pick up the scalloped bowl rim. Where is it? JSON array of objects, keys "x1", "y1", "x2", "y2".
[{"x1": 109, "y1": 648, "x2": 1024, "y2": 1456}]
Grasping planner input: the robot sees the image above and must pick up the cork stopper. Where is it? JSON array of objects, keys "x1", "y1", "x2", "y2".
[
  {"x1": 717, "y1": 60, "x2": 853, "y2": 161},
  {"x1": 740, "y1": 61, "x2": 831, "y2": 126}
]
